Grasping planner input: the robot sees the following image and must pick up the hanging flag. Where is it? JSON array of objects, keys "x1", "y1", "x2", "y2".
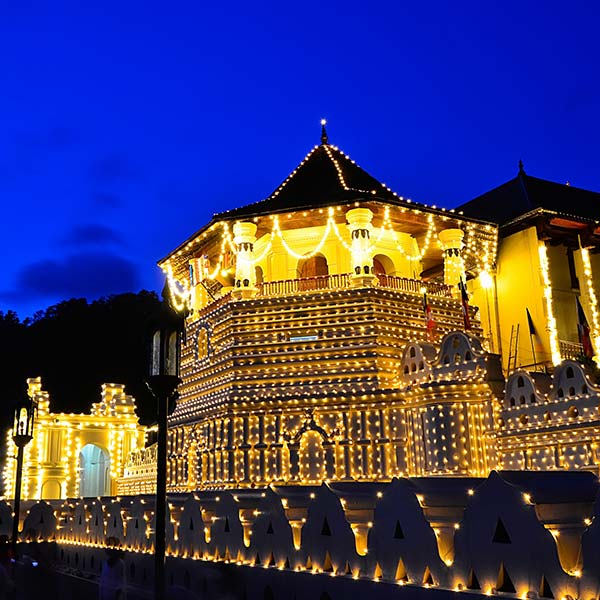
[
  {"x1": 201, "y1": 255, "x2": 211, "y2": 279},
  {"x1": 459, "y1": 278, "x2": 471, "y2": 330},
  {"x1": 576, "y1": 297, "x2": 594, "y2": 358},
  {"x1": 423, "y1": 291, "x2": 435, "y2": 340},
  {"x1": 526, "y1": 308, "x2": 542, "y2": 369},
  {"x1": 526, "y1": 308, "x2": 537, "y2": 336}
]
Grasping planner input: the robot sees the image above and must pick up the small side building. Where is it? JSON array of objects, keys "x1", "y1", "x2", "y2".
[{"x1": 3, "y1": 377, "x2": 147, "y2": 500}]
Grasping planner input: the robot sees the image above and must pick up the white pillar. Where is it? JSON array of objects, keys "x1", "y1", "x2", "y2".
[
  {"x1": 438, "y1": 228, "x2": 465, "y2": 297},
  {"x1": 232, "y1": 222, "x2": 257, "y2": 299},
  {"x1": 346, "y1": 207, "x2": 376, "y2": 287}
]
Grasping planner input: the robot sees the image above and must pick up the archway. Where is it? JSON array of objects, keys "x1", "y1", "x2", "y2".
[
  {"x1": 255, "y1": 265, "x2": 264, "y2": 285},
  {"x1": 297, "y1": 254, "x2": 329, "y2": 290},
  {"x1": 79, "y1": 444, "x2": 110, "y2": 497},
  {"x1": 41, "y1": 479, "x2": 61, "y2": 500},
  {"x1": 374, "y1": 254, "x2": 395, "y2": 281}
]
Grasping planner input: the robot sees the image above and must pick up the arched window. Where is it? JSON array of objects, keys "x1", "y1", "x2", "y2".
[
  {"x1": 373, "y1": 254, "x2": 395, "y2": 280},
  {"x1": 255, "y1": 265, "x2": 264, "y2": 285},
  {"x1": 297, "y1": 254, "x2": 329, "y2": 290},
  {"x1": 79, "y1": 444, "x2": 110, "y2": 497}
]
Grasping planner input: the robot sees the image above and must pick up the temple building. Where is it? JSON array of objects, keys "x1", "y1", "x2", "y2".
[
  {"x1": 458, "y1": 162, "x2": 600, "y2": 371},
  {"x1": 7, "y1": 126, "x2": 600, "y2": 500},
  {"x1": 3, "y1": 377, "x2": 147, "y2": 500},
  {"x1": 129, "y1": 123, "x2": 599, "y2": 494},
  {"x1": 4, "y1": 126, "x2": 600, "y2": 600},
  {"x1": 150, "y1": 123, "x2": 504, "y2": 492}
]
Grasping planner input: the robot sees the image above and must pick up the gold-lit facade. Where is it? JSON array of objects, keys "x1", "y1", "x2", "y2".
[
  {"x1": 146, "y1": 131, "x2": 505, "y2": 493},
  {"x1": 10, "y1": 130, "x2": 600, "y2": 500},
  {"x1": 144, "y1": 131, "x2": 600, "y2": 493},
  {"x1": 3, "y1": 378, "x2": 146, "y2": 500}
]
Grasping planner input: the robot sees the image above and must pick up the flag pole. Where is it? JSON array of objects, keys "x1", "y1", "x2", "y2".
[
  {"x1": 529, "y1": 332, "x2": 537, "y2": 371},
  {"x1": 526, "y1": 309, "x2": 538, "y2": 371}
]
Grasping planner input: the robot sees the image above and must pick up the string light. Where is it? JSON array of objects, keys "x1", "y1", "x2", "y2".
[{"x1": 538, "y1": 244, "x2": 562, "y2": 365}]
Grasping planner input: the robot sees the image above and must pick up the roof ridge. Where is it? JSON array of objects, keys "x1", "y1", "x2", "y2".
[{"x1": 268, "y1": 145, "x2": 320, "y2": 201}]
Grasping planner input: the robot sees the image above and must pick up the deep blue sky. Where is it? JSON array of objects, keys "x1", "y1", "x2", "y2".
[{"x1": 1, "y1": 1, "x2": 599, "y2": 318}]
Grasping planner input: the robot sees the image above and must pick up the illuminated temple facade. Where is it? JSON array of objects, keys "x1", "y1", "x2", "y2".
[
  {"x1": 119, "y1": 126, "x2": 600, "y2": 494},
  {"x1": 3, "y1": 378, "x2": 146, "y2": 500},
  {"x1": 8, "y1": 127, "x2": 600, "y2": 501}
]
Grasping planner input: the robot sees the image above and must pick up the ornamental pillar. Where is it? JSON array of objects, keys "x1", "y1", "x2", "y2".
[
  {"x1": 232, "y1": 222, "x2": 257, "y2": 299},
  {"x1": 324, "y1": 442, "x2": 336, "y2": 479},
  {"x1": 346, "y1": 207, "x2": 376, "y2": 287},
  {"x1": 438, "y1": 228, "x2": 465, "y2": 297}
]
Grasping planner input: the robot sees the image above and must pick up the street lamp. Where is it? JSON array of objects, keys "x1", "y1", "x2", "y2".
[
  {"x1": 145, "y1": 287, "x2": 185, "y2": 600},
  {"x1": 11, "y1": 391, "x2": 37, "y2": 557}
]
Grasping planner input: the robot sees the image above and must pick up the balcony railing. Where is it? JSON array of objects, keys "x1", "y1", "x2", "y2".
[
  {"x1": 559, "y1": 339, "x2": 584, "y2": 361},
  {"x1": 256, "y1": 273, "x2": 452, "y2": 298}
]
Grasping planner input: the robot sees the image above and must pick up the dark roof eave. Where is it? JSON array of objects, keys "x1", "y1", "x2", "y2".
[
  {"x1": 500, "y1": 207, "x2": 599, "y2": 232},
  {"x1": 158, "y1": 196, "x2": 497, "y2": 266}
]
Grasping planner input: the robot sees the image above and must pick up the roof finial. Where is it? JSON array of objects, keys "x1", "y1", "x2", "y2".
[
  {"x1": 320, "y1": 118, "x2": 328, "y2": 145},
  {"x1": 518, "y1": 159, "x2": 524, "y2": 173}
]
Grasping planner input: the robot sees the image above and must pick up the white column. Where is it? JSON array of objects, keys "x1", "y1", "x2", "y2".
[
  {"x1": 438, "y1": 228, "x2": 465, "y2": 297},
  {"x1": 232, "y1": 222, "x2": 257, "y2": 299},
  {"x1": 346, "y1": 207, "x2": 376, "y2": 287}
]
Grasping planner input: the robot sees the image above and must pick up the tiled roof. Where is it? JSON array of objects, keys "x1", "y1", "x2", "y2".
[
  {"x1": 216, "y1": 141, "x2": 400, "y2": 221},
  {"x1": 458, "y1": 168, "x2": 600, "y2": 226}
]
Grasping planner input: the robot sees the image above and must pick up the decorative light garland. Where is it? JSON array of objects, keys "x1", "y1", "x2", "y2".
[
  {"x1": 538, "y1": 244, "x2": 562, "y2": 366},
  {"x1": 579, "y1": 246, "x2": 600, "y2": 364}
]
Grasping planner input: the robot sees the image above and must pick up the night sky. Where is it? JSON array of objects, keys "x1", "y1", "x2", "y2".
[{"x1": 1, "y1": 1, "x2": 599, "y2": 318}]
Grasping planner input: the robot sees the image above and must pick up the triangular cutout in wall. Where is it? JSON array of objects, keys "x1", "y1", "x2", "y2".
[
  {"x1": 266, "y1": 521, "x2": 274, "y2": 534},
  {"x1": 323, "y1": 551, "x2": 333, "y2": 573},
  {"x1": 395, "y1": 557, "x2": 408, "y2": 582},
  {"x1": 492, "y1": 518, "x2": 511, "y2": 544},
  {"x1": 497, "y1": 562, "x2": 516, "y2": 593},
  {"x1": 467, "y1": 568, "x2": 481, "y2": 590},
  {"x1": 423, "y1": 566, "x2": 434, "y2": 585},
  {"x1": 321, "y1": 517, "x2": 332, "y2": 536},
  {"x1": 224, "y1": 516, "x2": 230, "y2": 533},
  {"x1": 394, "y1": 520, "x2": 405, "y2": 539},
  {"x1": 539, "y1": 575, "x2": 554, "y2": 599},
  {"x1": 374, "y1": 562, "x2": 383, "y2": 579}
]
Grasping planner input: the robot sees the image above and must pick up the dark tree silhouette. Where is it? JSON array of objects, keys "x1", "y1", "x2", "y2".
[{"x1": 0, "y1": 291, "x2": 164, "y2": 427}]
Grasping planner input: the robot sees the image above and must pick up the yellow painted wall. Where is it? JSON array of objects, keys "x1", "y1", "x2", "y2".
[
  {"x1": 3, "y1": 379, "x2": 147, "y2": 500},
  {"x1": 548, "y1": 245, "x2": 578, "y2": 343},
  {"x1": 495, "y1": 227, "x2": 549, "y2": 371}
]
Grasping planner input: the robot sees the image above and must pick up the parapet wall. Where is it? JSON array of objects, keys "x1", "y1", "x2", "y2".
[{"x1": 7, "y1": 471, "x2": 600, "y2": 600}]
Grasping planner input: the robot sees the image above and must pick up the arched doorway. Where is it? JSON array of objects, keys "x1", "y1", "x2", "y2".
[
  {"x1": 374, "y1": 254, "x2": 395, "y2": 285},
  {"x1": 373, "y1": 254, "x2": 395, "y2": 275},
  {"x1": 79, "y1": 444, "x2": 110, "y2": 497},
  {"x1": 41, "y1": 479, "x2": 61, "y2": 500},
  {"x1": 297, "y1": 254, "x2": 329, "y2": 290},
  {"x1": 255, "y1": 265, "x2": 264, "y2": 285}
]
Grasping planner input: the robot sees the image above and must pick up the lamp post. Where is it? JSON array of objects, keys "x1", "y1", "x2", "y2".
[
  {"x1": 11, "y1": 392, "x2": 37, "y2": 557},
  {"x1": 145, "y1": 288, "x2": 185, "y2": 600}
]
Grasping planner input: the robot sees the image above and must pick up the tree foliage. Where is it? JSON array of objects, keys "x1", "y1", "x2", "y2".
[{"x1": 0, "y1": 291, "x2": 164, "y2": 427}]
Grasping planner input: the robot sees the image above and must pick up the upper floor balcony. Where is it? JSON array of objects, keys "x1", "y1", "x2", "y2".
[{"x1": 193, "y1": 272, "x2": 454, "y2": 321}]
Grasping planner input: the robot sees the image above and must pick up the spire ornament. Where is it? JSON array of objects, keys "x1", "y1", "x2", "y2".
[{"x1": 320, "y1": 118, "x2": 328, "y2": 145}]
